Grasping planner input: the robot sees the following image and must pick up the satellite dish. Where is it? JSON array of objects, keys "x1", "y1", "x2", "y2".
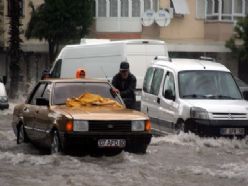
[
  {"x1": 155, "y1": 10, "x2": 171, "y2": 27},
  {"x1": 141, "y1": 10, "x2": 155, "y2": 27}
]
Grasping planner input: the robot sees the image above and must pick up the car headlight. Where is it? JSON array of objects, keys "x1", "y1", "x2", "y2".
[
  {"x1": 73, "y1": 120, "x2": 89, "y2": 132},
  {"x1": 131, "y1": 120, "x2": 145, "y2": 131},
  {"x1": 190, "y1": 107, "x2": 209, "y2": 120}
]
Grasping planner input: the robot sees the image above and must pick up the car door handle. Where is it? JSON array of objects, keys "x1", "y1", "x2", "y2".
[
  {"x1": 157, "y1": 97, "x2": 161, "y2": 104},
  {"x1": 23, "y1": 107, "x2": 29, "y2": 113}
]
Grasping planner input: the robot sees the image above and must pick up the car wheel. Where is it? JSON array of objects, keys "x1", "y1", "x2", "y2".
[
  {"x1": 50, "y1": 130, "x2": 61, "y2": 154},
  {"x1": 175, "y1": 121, "x2": 188, "y2": 134},
  {"x1": 17, "y1": 124, "x2": 28, "y2": 144}
]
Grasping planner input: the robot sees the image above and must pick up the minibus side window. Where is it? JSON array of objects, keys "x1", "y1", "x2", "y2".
[
  {"x1": 150, "y1": 68, "x2": 164, "y2": 95},
  {"x1": 50, "y1": 59, "x2": 62, "y2": 78},
  {"x1": 143, "y1": 67, "x2": 155, "y2": 93}
]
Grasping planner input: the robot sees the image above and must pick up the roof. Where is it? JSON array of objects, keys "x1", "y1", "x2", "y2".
[
  {"x1": 153, "y1": 58, "x2": 230, "y2": 73},
  {"x1": 40, "y1": 78, "x2": 109, "y2": 83}
]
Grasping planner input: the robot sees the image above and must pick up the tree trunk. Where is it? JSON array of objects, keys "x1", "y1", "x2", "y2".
[
  {"x1": 48, "y1": 40, "x2": 55, "y2": 64},
  {"x1": 8, "y1": 0, "x2": 22, "y2": 99}
]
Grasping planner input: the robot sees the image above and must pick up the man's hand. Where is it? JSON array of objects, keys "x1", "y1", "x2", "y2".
[{"x1": 112, "y1": 87, "x2": 120, "y2": 94}]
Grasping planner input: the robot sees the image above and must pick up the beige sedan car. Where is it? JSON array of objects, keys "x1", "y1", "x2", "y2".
[{"x1": 12, "y1": 79, "x2": 152, "y2": 155}]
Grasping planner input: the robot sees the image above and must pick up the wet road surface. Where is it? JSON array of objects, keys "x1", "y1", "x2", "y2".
[{"x1": 0, "y1": 104, "x2": 248, "y2": 186}]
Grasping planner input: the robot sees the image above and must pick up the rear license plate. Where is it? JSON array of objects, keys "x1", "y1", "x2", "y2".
[
  {"x1": 220, "y1": 128, "x2": 245, "y2": 135},
  {"x1": 98, "y1": 139, "x2": 126, "y2": 148}
]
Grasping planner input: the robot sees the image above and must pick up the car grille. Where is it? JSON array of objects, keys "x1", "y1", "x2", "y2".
[
  {"x1": 89, "y1": 121, "x2": 131, "y2": 132},
  {"x1": 211, "y1": 113, "x2": 247, "y2": 120}
]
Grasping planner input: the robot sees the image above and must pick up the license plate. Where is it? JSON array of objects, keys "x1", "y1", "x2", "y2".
[
  {"x1": 220, "y1": 128, "x2": 245, "y2": 135},
  {"x1": 98, "y1": 139, "x2": 126, "y2": 148}
]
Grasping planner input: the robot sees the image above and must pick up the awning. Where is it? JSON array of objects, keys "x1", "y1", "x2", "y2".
[{"x1": 171, "y1": 0, "x2": 190, "y2": 15}]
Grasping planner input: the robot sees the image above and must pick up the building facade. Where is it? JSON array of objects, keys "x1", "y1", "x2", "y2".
[{"x1": 0, "y1": 0, "x2": 248, "y2": 89}]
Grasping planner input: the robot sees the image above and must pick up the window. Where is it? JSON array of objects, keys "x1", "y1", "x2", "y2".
[
  {"x1": 222, "y1": 0, "x2": 232, "y2": 14},
  {"x1": 153, "y1": 0, "x2": 158, "y2": 11},
  {"x1": 42, "y1": 84, "x2": 52, "y2": 100},
  {"x1": 196, "y1": 0, "x2": 206, "y2": 19},
  {"x1": 143, "y1": 67, "x2": 155, "y2": 93},
  {"x1": 110, "y1": 0, "x2": 118, "y2": 17},
  {"x1": 98, "y1": 0, "x2": 107, "y2": 17},
  {"x1": 206, "y1": 0, "x2": 213, "y2": 15},
  {"x1": 7, "y1": 0, "x2": 24, "y2": 17},
  {"x1": 246, "y1": 0, "x2": 248, "y2": 15},
  {"x1": 144, "y1": 0, "x2": 151, "y2": 11},
  {"x1": 150, "y1": 68, "x2": 164, "y2": 95},
  {"x1": 170, "y1": 0, "x2": 190, "y2": 15},
  {"x1": 234, "y1": 0, "x2": 243, "y2": 14},
  {"x1": 50, "y1": 59, "x2": 62, "y2": 78},
  {"x1": 29, "y1": 83, "x2": 46, "y2": 105},
  {"x1": 121, "y1": 0, "x2": 129, "y2": 17},
  {"x1": 132, "y1": 0, "x2": 140, "y2": 17},
  {"x1": 214, "y1": 0, "x2": 219, "y2": 13},
  {"x1": 163, "y1": 72, "x2": 175, "y2": 99}
]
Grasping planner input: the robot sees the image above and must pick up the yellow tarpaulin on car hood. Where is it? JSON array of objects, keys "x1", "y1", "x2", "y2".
[{"x1": 66, "y1": 93, "x2": 124, "y2": 108}]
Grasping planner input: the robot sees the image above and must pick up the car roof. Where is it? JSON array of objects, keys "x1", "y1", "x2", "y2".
[
  {"x1": 153, "y1": 58, "x2": 230, "y2": 73},
  {"x1": 40, "y1": 78, "x2": 109, "y2": 83}
]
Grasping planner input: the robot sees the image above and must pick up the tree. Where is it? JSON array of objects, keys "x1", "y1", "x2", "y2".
[
  {"x1": 8, "y1": 0, "x2": 22, "y2": 98},
  {"x1": 226, "y1": 15, "x2": 248, "y2": 63},
  {"x1": 25, "y1": 0, "x2": 94, "y2": 64}
]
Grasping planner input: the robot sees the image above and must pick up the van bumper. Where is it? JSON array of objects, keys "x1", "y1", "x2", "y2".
[{"x1": 186, "y1": 119, "x2": 248, "y2": 137}]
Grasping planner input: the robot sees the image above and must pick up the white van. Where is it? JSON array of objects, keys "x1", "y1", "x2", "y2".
[
  {"x1": 0, "y1": 82, "x2": 9, "y2": 110},
  {"x1": 49, "y1": 39, "x2": 168, "y2": 104},
  {"x1": 141, "y1": 56, "x2": 248, "y2": 137}
]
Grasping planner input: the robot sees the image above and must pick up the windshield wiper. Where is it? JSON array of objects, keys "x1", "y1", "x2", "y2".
[
  {"x1": 207, "y1": 95, "x2": 238, "y2": 100},
  {"x1": 182, "y1": 94, "x2": 208, "y2": 98}
]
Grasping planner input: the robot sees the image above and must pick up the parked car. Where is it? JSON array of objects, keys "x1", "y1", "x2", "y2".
[
  {"x1": 141, "y1": 56, "x2": 248, "y2": 137},
  {"x1": 0, "y1": 82, "x2": 9, "y2": 110},
  {"x1": 234, "y1": 77, "x2": 248, "y2": 95},
  {"x1": 12, "y1": 78, "x2": 152, "y2": 155}
]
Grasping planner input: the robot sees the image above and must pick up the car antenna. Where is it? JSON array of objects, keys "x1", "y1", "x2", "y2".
[{"x1": 101, "y1": 67, "x2": 110, "y2": 83}]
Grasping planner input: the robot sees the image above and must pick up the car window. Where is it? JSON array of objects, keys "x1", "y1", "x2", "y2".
[
  {"x1": 29, "y1": 83, "x2": 46, "y2": 105},
  {"x1": 50, "y1": 59, "x2": 62, "y2": 78},
  {"x1": 42, "y1": 83, "x2": 52, "y2": 100},
  {"x1": 150, "y1": 68, "x2": 164, "y2": 95},
  {"x1": 179, "y1": 71, "x2": 242, "y2": 99},
  {"x1": 53, "y1": 82, "x2": 121, "y2": 105},
  {"x1": 163, "y1": 71, "x2": 175, "y2": 98},
  {"x1": 143, "y1": 67, "x2": 155, "y2": 93}
]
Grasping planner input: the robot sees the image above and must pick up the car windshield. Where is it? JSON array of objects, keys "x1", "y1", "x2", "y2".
[
  {"x1": 179, "y1": 71, "x2": 242, "y2": 100},
  {"x1": 52, "y1": 82, "x2": 121, "y2": 105}
]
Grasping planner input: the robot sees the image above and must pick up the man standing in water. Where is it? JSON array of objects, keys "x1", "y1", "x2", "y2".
[{"x1": 112, "y1": 61, "x2": 137, "y2": 109}]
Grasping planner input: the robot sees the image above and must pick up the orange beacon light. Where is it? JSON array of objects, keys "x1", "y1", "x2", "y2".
[{"x1": 76, "y1": 69, "x2": 86, "y2": 78}]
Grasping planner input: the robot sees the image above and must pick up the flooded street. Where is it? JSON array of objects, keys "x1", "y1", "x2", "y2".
[{"x1": 0, "y1": 104, "x2": 248, "y2": 186}]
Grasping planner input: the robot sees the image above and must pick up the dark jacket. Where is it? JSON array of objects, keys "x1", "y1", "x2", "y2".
[{"x1": 112, "y1": 73, "x2": 137, "y2": 109}]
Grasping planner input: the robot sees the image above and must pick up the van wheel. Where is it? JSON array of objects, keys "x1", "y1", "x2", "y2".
[
  {"x1": 175, "y1": 121, "x2": 188, "y2": 134},
  {"x1": 17, "y1": 124, "x2": 28, "y2": 144},
  {"x1": 50, "y1": 130, "x2": 61, "y2": 154}
]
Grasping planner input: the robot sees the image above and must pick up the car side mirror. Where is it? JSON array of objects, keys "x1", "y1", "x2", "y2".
[
  {"x1": 164, "y1": 89, "x2": 175, "y2": 101},
  {"x1": 243, "y1": 91, "x2": 248, "y2": 101},
  {"x1": 36, "y1": 97, "x2": 49, "y2": 106}
]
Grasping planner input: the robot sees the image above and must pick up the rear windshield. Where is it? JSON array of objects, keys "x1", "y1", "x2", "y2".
[
  {"x1": 0, "y1": 83, "x2": 7, "y2": 96},
  {"x1": 52, "y1": 82, "x2": 121, "y2": 105}
]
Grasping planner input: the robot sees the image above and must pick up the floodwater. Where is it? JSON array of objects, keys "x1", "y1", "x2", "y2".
[{"x1": 0, "y1": 103, "x2": 248, "y2": 186}]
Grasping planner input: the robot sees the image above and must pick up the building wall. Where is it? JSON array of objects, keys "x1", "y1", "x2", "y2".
[{"x1": 160, "y1": 0, "x2": 205, "y2": 40}]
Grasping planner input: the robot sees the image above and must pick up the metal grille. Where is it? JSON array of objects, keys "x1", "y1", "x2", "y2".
[
  {"x1": 211, "y1": 113, "x2": 247, "y2": 120},
  {"x1": 89, "y1": 121, "x2": 131, "y2": 132}
]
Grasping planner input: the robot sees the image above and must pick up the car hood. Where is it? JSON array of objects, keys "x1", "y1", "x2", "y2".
[
  {"x1": 182, "y1": 99, "x2": 248, "y2": 113},
  {"x1": 51, "y1": 105, "x2": 148, "y2": 120}
]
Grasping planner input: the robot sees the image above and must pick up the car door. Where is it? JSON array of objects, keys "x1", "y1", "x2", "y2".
[
  {"x1": 33, "y1": 83, "x2": 53, "y2": 142},
  {"x1": 158, "y1": 71, "x2": 178, "y2": 132},
  {"x1": 23, "y1": 83, "x2": 47, "y2": 140},
  {"x1": 142, "y1": 67, "x2": 164, "y2": 131}
]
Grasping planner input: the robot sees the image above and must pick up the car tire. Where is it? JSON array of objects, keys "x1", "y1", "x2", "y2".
[
  {"x1": 175, "y1": 121, "x2": 188, "y2": 134},
  {"x1": 50, "y1": 130, "x2": 61, "y2": 154},
  {"x1": 17, "y1": 124, "x2": 28, "y2": 144}
]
